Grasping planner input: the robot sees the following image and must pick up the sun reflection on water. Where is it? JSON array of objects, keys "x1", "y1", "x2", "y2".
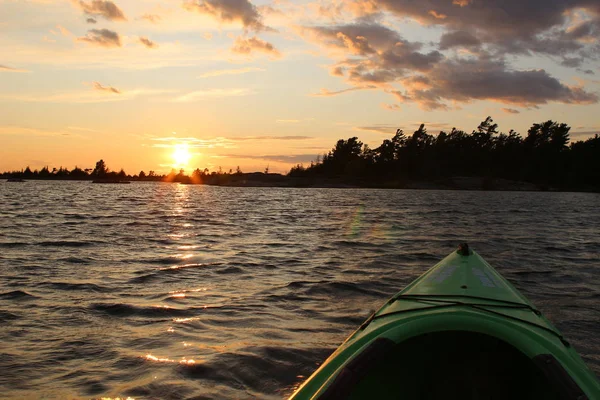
[{"x1": 144, "y1": 354, "x2": 196, "y2": 365}]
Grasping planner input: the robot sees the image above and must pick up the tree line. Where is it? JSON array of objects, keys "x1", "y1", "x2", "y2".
[
  {"x1": 289, "y1": 117, "x2": 599, "y2": 190},
  {"x1": 0, "y1": 158, "x2": 247, "y2": 183},
  {"x1": 3, "y1": 116, "x2": 598, "y2": 190}
]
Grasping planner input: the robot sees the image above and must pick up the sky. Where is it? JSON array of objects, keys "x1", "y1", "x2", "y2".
[{"x1": 1, "y1": 0, "x2": 599, "y2": 174}]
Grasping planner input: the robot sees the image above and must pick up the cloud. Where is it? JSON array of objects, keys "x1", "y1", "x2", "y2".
[
  {"x1": 75, "y1": 0, "x2": 127, "y2": 21},
  {"x1": 92, "y1": 82, "x2": 120, "y2": 94},
  {"x1": 502, "y1": 108, "x2": 520, "y2": 114},
  {"x1": 231, "y1": 36, "x2": 281, "y2": 57},
  {"x1": 302, "y1": 22, "x2": 444, "y2": 86},
  {"x1": 77, "y1": 29, "x2": 122, "y2": 48},
  {"x1": 171, "y1": 88, "x2": 252, "y2": 102},
  {"x1": 0, "y1": 88, "x2": 172, "y2": 104},
  {"x1": 151, "y1": 136, "x2": 236, "y2": 149},
  {"x1": 365, "y1": 0, "x2": 599, "y2": 62},
  {"x1": 223, "y1": 153, "x2": 319, "y2": 163},
  {"x1": 139, "y1": 37, "x2": 158, "y2": 49},
  {"x1": 0, "y1": 125, "x2": 73, "y2": 137},
  {"x1": 86, "y1": 17, "x2": 97, "y2": 24},
  {"x1": 311, "y1": 86, "x2": 375, "y2": 96},
  {"x1": 228, "y1": 136, "x2": 313, "y2": 141},
  {"x1": 439, "y1": 30, "x2": 481, "y2": 50},
  {"x1": 0, "y1": 64, "x2": 29, "y2": 73},
  {"x1": 381, "y1": 103, "x2": 401, "y2": 111},
  {"x1": 183, "y1": 0, "x2": 270, "y2": 32},
  {"x1": 355, "y1": 124, "x2": 398, "y2": 134},
  {"x1": 302, "y1": 19, "x2": 598, "y2": 109},
  {"x1": 301, "y1": 23, "x2": 406, "y2": 54},
  {"x1": 141, "y1": 13, "x2": 161, "y2": 23},
  {"x1": 570, "y1": 130, "x2": 600, "y2": 140},
  {"x1": 198, "y1": 67, "x2": 265, "y2": 78},
  {"x1": 398, "y1": 59, "x2": 599, "y2": 109}
]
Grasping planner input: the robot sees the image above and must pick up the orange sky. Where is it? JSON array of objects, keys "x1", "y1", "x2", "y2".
[{"x1": 1, "y1": 0, "x2": 599, "y2": 174}]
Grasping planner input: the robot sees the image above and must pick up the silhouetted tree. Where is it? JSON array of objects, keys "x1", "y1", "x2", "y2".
[{"x1": 92, "y1": 159, "x2": 108, "y2": 177}]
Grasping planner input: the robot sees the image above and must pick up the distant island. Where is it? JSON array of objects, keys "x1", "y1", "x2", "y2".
[{"x1": 2, "y1": 117, "x2": 599, "y2": 192}]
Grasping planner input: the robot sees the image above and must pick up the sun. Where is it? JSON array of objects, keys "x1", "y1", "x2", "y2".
[{"x1": 172, "y1": 144, "x2": 191, "y2": 167}]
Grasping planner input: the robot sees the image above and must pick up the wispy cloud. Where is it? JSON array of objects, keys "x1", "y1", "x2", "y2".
[
  {"x1": 151, "y1": 136, "x2": 237, "y2": 149},
  {"x1": 91, "y1": 81, "x2": 120, "y2": 94},
  {"x1": 502, "y1": 108, "x2": 521, "y2": 114},
  {"x1": 231, "y1": 36, "x2": 281, "y2": 57},
  {"x1": 229, "y1": 135, "x2": 313, "y2": 141},
  {"x1": 381, "y1": 103, "x2": 401, "y2": 111},
  {"x1": 198, "y1": 67, "x2": 265, "y2": 78},
  {"x1": 0, "y1": 88, "x2": 173, "y2": 104},
  {"x1": 355, "y1": 125, "x2": 398, "y2": 134},
  {"x1": 77, "y1": 29, "x2": 122, "y2": 48},
  {"x1": 171, "y1": 88, "x2": 252, "y2": 102},
  {"x1": 311, "y1": 86, "x2": 376, "y2": 96},
  {"x1": 223, "y1": 153, "x2": 319, "y2": 163},
  {"x1": 139, "y1": 36, "x2": 158, "y2": 49},
  {"x1": 74, "y1": 0, "x2": 127, "y2": 21},
  {"x1": 0, "y1": 125, "x2": 75, "y2": 137},
  {"x1": 140, "y1": 13, "x2": 161, "y2": 23},
  {"x1": 0, "y1": 64, "x2": 29, "y2": 73}
]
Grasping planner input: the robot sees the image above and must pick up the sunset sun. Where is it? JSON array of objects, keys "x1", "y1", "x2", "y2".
[{"x1": 172, "y1": 144, "x2": 191, "y2": 167}]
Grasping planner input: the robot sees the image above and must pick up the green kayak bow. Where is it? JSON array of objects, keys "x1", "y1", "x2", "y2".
[{"x1": 290, "y1": 244, "x2": 600, "y2": 400}]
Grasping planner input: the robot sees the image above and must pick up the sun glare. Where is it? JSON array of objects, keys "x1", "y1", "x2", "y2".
[{"x1": 172, "y1": 144, "x2": 191, "y2": 167}]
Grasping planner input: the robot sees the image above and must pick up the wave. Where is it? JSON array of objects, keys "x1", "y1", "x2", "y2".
[
  {"x1": 0, "y1": 290, "x2": 38, "y2": 300},
  {"x1": 0, "y1": 311, "x2": 20, "y2": 322},
  {"x1": 38, "y1": 282, "x2": 111, "y2": 293},
  {"x1": 37, "y1": 240, "x2": 97, "y2": 248},
  {"x1": 89, "y1": 302, "x2": 219, "y2": 318},
  {"x1": 0, "y1": 241, "x2": 30, "y2": 248}
]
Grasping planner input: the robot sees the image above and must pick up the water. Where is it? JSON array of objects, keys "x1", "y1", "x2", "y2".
[{"x1": 1, "y1": 181, "x2": 598, "y2": 399}]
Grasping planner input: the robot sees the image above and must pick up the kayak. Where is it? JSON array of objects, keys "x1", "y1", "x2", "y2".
[{"x1": 290, "y1": 244, "x2": 600, "y2": 399}]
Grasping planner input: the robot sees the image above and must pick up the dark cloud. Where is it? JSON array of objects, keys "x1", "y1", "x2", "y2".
[
  {"x1": 76, "y1": 0, "x2": 127, "y2": 21},
  {"x1": 302, "y1": 23, "x2": 403, "y2": 53},
  {"x1": 399, "y1": 59, "x2": 598, "y2": 109},
  {"x1": 139, "y1": 36, "x2": 158, "y2": 49},
  {"x1": 77, "y1": 29, "x2": 122, "y2": 48},
  {"x1": 358, "y1": 0, "x2": 600, "y2": 61},
  {"x1": 183, "y1": 0, "x2": 270, "y2": 32},
  {"x1": 231, "y1": 36, "x2": 280, "y2": 57},
  {"x1": 439, "y1": 30, "x2": 480, "y2": 50},
  {"x1": 92, "y1": 82, "x2": 120, "y2": 94},
  {"x1": 561, "y1": 56, "x2": 584, "y2": 68},
  {"x1": 86, "y1": 17, "x2": 97, "y2": 23},
  {"x1": 303, "y1": 18, "x2": 598, "y2": 109},
  {"x1": 303, "y1": 22, "x2": 444, "y2": 85},
  {"x1": 502, "y1": 108, "x2": 520, "y2": 114}
]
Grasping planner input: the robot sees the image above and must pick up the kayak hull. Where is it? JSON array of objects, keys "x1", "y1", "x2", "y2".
[{"x1": 290, "y1": 247, "x2": 600, "y2": 399}]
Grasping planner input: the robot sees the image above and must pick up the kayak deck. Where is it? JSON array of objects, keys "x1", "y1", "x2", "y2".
[{"x1": 290, "y1": 245, "x2": 600, "y2": 400}]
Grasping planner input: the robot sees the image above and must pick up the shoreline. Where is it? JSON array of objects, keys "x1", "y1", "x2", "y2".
[{"x1": 5, "y1": 175, "x2": 599, "y2": 193}]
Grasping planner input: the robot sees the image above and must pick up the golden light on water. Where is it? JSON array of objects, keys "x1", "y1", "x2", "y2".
[{"x1": 144, "y1": 354, "x2": 196, "y2": 365}]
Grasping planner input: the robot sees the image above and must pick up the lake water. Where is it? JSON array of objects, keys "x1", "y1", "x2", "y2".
[{"x1": 1, "y1": 181, "x2": 599, "y2": 399}]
